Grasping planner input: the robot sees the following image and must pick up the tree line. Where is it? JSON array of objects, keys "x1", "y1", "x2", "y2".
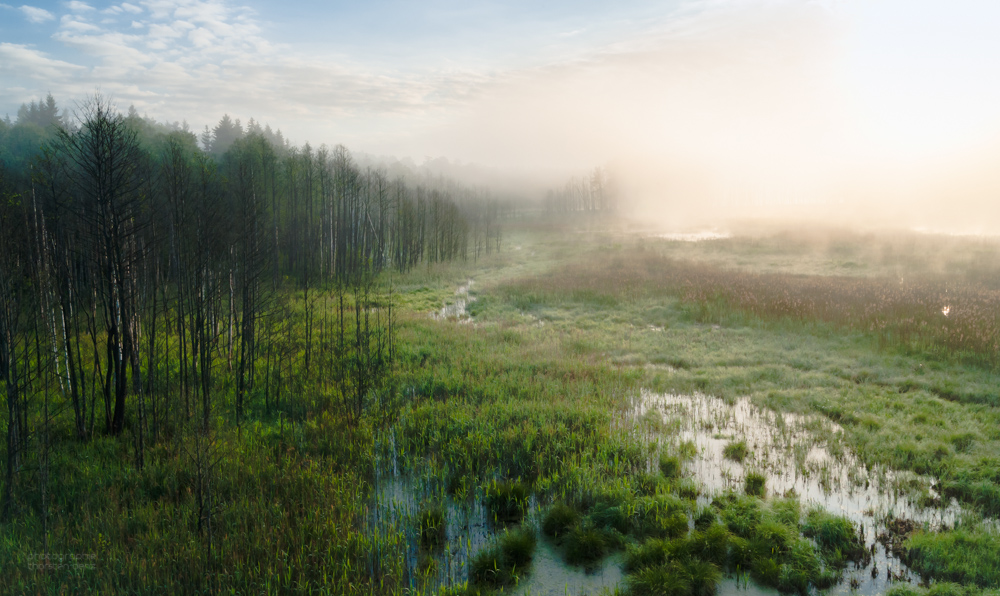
[
  {"x1": 544, "y1": 166, "x2": 617, "y2": 213},
  {"x1": 0, "y1": 94, "x2": 505, "y2": 520}
]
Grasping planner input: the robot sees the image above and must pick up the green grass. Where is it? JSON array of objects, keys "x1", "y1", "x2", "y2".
[
  {"x1": 905, "y1": 525, "x2": 1000, "y2": 587},
  {"x1": 419, "y1": 503, "x2": 447, "y2": 549},
  {"x1": 744, "y1": 472, "x2": 767, "y2": 497},
  {"x1": 723, "y1": 440, "x2": 749, "y2": 462},
  {"x1": 802, "y1": 508, "x2": 868, "y2": 567},
  {"x1": 659, "y1": 453, "x2": 682, "y2": 478},
  {"x1": 469, "y1": 526, "x2": 537, "y2": 589},
  {"x1": 5, "y1": 216, "x2": 1000, "y2": 595},
  {"x1": 541, "y1": 502, "x2": 579, "y2": 539}
]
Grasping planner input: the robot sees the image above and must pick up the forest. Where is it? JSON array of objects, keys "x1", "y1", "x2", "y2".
[{"x1": 1, "y1": 93, "x2": 501, "y2": 538}]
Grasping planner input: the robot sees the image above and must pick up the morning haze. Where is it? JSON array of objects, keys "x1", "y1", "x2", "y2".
[{"x1": 2, "y1": 1, "x2": 999, "y2": 594}]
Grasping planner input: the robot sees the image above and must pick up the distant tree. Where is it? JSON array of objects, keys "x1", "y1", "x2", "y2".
[
  {"x1": 210, "y1": 114, "x2": 244, "y2": 156},
  {"x1": 16, "y1": 93, "x2": 63, "y2": 130}
]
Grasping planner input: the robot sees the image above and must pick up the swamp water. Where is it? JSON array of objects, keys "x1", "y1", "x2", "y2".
[
  {"x1": 432, "y1": 280, "x2": 476, "y2": 322},
  {"x1": 630, "y1": 391, "x2": 967, "y2": 595},
  {"x1": 365, "y1": 475, "x2": 622, "y2": 595},
  {"x1": 366, "y1": 389, "x2": 967, "y2": 595}
]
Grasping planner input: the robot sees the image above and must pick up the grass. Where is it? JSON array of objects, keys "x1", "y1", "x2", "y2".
[
  {"x1": 484, "y1": 479, "x2": 531, "y2": 523},
  {"x1": 419, "y1": 503, "x2": 447, "y2": 549},
  {"x1": 469, "y1": 526, "x2": 537, "y2": 589},
  {"x1": 802, "y1": 508, "x2": 868, "y2": 567},
  {"x1": 659, "y1": 453, "x2": 682, "y2": 478},
  {"x1": 744, "y1": 471, "x2": 767, "y2": 497},
  {"x1": 723, "y1": 439, "x2": 749, "y2": 462},
  {"x1": 4, "y1": 216, "x2": 1000, "y2": 594},
  {"x1": 904, "y1": 524, "x2": 1000, "y2": 587},
  {"x1": 541, "y1": 502, "x2": 578, "y2": 539},
  {"x1": 564, "y1": 526, "x2": 609, "y2": 566}
]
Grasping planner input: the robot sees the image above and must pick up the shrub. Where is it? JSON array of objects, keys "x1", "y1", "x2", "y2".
[
  {"x1": 802, "y1": 508, "x2": 868, "y2": 566},
  {"x1": 469, "y1": 526, "x2": 537, "y2": 589}
]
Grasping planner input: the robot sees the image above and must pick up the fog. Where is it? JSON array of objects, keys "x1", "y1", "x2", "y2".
[{"x1": 411, "y1": 1, "x2": 1000, "y2": 233}]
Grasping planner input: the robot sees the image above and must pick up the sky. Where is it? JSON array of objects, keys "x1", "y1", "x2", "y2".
[{"x1": 2, "y1": 0, "x2": 1000, "y2": 228}]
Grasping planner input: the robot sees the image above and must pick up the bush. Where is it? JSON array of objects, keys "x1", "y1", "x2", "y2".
[
  {"x1": 499, "y1": 526, "x2": 537, "y2": 568},
  {"x1": 802, "y1": 508, "x2": 868, "y2": 566},
  {"x1": 468, "y1": 526, "x2": 537, "y2": 589}
]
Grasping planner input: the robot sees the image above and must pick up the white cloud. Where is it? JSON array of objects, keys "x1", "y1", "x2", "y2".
[
  {"x1": 0, "y1": 42, "x2": 86, "y2": 79},
  {"x1": 65, "y1": 1, "x2": 94, "y2": 11},
  {"x1": 10, "y1": 0, "x2": 497, "y2": 147},
  {"x1": 19, "y1": 5, "x2": 54, "y2": 22}
]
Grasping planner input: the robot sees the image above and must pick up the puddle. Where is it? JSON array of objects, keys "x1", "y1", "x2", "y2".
[
  {"x1": 432, "y1": 279, "x2": 476, "y2": 322},
  {"x1": 629, "y1": 390, "x2": 967, "y2": 595}
]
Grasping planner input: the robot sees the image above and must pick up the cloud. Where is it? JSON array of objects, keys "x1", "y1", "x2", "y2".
[
  {"x1": 0, "y1": 42, "x2": 86, "y2": 79},
  {"x1": 65, "y1": 1, "x2": 94, "y2": 11},
  {"x1": 19, "y1": 4, "x2": 54, "y2": 22}
]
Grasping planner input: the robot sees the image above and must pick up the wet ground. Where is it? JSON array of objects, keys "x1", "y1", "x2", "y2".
[
  {"x1": 370, "y1": 374, "x2": 971, "y2": 594},
  {"x1": 431, "y1": 279, "x2": 476, "y2": 322},
  {"x1": 631, "y1": 390, "x2": 965, "y2": 594}
]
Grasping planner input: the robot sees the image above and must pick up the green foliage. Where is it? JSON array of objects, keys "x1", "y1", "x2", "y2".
[
  {"x1": 565, "y1": 526, "x2": 608, "y2": 566},
  {"x1": 626, "y1": 559, "x2": 721, "y2": 596},
  {"x1": 802, "y1": 508, "x2": 868, "y2": 566},
  {"x1": 905, "y1": 526, "x2": 1000, "y2": 587}
]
